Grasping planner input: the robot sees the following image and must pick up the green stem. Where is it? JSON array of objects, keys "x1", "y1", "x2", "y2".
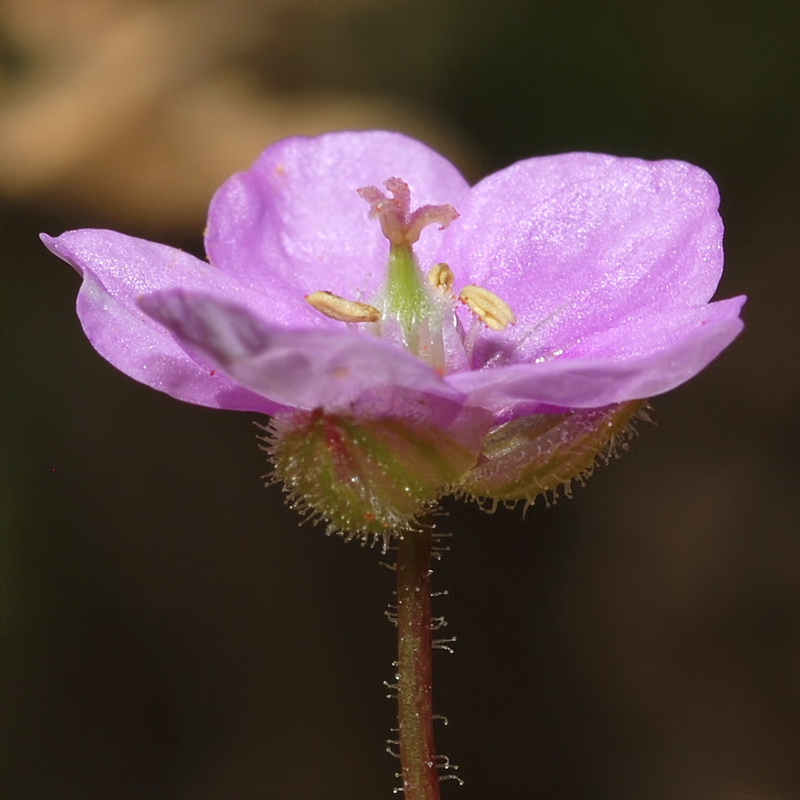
[{"x1": 395, "y1": 530, "x2": 440, "y2": 800}]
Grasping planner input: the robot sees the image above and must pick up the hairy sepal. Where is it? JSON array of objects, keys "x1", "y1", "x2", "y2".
[
  {"x1": 459, "y1": 401, "x2": 646, "y2": 507},
  {"x1": 264, "y1": 409, "x2": 482, "y2": 545}
]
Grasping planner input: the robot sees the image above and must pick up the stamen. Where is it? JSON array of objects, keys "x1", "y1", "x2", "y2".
[
  {"x1": 459, "y1": 285, "x2": 517, "y2": 331},
  {"x1": 305, "y1": 291, "x2": 382, "y2": 323},
  {"x1": 427, "y1": 263, "x2": 455, "y2": 295}
]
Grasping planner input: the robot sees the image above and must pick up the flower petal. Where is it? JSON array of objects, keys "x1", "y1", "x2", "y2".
[
  {"x1": 42, "y1": 230, "x2": 278, "y2": 412},
  {"x1": 139, "y1": 289, "x2": 466, "y2": 414},
  {"x1": 449, "y1": 296, "x2": 745, "y2": 414},
  {"x1": 440, "y1": 152, "x2": 726, "y2": 364},
  {"x1": 204, "y1": 131, "x2": 470, "y2": 321}
]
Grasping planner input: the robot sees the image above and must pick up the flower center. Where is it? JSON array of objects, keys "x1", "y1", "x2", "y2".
[
  {"x1": 357, "y1": 177, "x2": 458, "y2": 353},
  {"x1": 304, "y1": 176, "x2": 516, "y2": 373}
]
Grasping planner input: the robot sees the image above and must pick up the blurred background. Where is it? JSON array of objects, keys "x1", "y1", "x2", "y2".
[{"x1": 2, "y1": 1, "x2": 797, "y2": 798}]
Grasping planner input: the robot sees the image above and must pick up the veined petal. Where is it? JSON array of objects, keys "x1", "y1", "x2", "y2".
[
  {"x1": 440, "y1": 152, "x2": 726, "y2": 364},
  {"x1": 561, "y1": 295, "x2": 746, "y2": 361},
  {"x1": 139, "y1": 289, "x2": 466, "y2": 414},
  {"x1": 41, "y1": 230, "x2": 279, "y2": 412},
  {"x1": 450, "y1": 296, "x2": 745, "y2": 414},
  {"x1": 204, "y1": 131, "x2": 470, "y2": 312}
]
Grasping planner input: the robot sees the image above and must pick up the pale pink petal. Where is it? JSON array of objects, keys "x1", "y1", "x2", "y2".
[
  {"x1": 440, "y1": 152, "x2": 725, "y2": 365},
  {"x1": 139, "y1": 289, "x2": 465, "y2": 414},
  {"x1": 450, "y1": 297, "x2": 745, "y2": 414},
  {"x1": 204, "y1": 131, "x2": 470, "y2": 311},
  {"x1": 42, "y1": 230, "x2": 279, "y2": 412}
]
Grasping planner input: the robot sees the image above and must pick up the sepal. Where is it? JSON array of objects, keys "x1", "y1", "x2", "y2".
[
  {"x1": 459, "y1": 401, "x2": 646, "y2": 508},
  {"x1": 263, "y1": 408, "x2": 484, "y2": 545}
]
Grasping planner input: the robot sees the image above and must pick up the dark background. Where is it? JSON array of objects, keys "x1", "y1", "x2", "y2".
[{"x1": 2, "y1": 1, "x2": 797, "y2": 798}]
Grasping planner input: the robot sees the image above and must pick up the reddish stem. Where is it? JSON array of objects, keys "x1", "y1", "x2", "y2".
[{"x1": 395, "y1": 530, "x2": 441, "y2": 800}]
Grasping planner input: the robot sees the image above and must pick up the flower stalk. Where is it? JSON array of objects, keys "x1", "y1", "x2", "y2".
[{"x1": 395, "y1": 529, "x2": 441, "y2": 800}]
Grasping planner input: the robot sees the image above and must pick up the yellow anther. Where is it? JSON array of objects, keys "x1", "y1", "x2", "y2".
[
  {"x1": 305, "y1": 291, "x2": 382, "y2": 323},
  {"x1": 458, "y1": 284, "x2": 517, "y2": 331},
  {"x1": 427, "y1": 263, "x2": 455, "y2": 294}
]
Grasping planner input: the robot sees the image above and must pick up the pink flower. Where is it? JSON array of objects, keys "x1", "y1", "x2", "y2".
[{"x1": 43, "y1": 131, "x2": 745, "y2": 535}]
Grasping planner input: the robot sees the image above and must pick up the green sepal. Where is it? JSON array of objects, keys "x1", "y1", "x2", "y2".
[
  {"x1": 459, "y1": 400, "x2": 646, "y2": 507},
  {"x1": 264, "y1": 408, "x2": 483, "y2": 545}
]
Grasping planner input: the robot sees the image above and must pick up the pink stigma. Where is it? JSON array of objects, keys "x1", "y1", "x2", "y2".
[{"x1": 357, "y1": 177, "x2": 458, "y2": 246}]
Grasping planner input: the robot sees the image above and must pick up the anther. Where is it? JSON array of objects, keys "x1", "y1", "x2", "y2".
[
  {"x1": 459, "y1": 284, "x2": 517, "y2": 330},
  {"x1": 427, "y1": 263, "x2": 455, "y2": 295},
  {"x1": 305, "y1": 291, "x2": 381, "y2": 323}
]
